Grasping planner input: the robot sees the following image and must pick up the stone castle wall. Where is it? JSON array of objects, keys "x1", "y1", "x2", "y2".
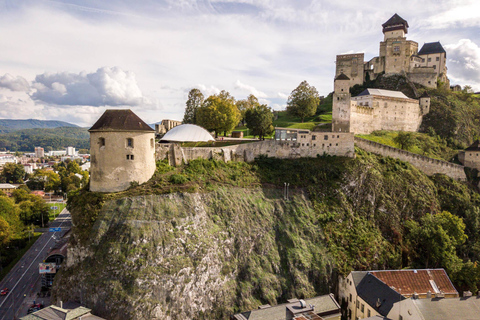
[
  {"x1": 355, "y1": 137, "x2": 466, "y2": 181},
  {"x1": 156, "y1": 135, "x2": 355, "y2": 166}
]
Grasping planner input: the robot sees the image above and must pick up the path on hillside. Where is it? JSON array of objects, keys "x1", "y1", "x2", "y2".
[{"x1": 0, "y1": 209, "x2": 71, "y2": 320}]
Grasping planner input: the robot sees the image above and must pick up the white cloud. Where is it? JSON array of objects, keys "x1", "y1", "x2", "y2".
[
  {"x1": 31, "y1": 67, "x2": 148, "y2": 107},
  {"x1": 0, "y1": 74, "x2": 30, "y2": 92},
  {"x1": 195, "y1": 84, "x2": 221, "y2": 97},
  {"x1": 234, "y1": 80, "x2": 267, "y2": 98},
  {"x1": 277, "y1": 92, "x2": 289, "y2": 99},
  {"x1": 445, "y1": 39, "x2": 480, "y2": 90}
]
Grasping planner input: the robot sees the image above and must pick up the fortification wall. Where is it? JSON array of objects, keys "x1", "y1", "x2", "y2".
[
  {"x1": 407, "y1": 71, "x2": 437, "y2": 88},
  {"x1": 354, "y1": 137, "x2": 466, "y2": 181},
  {"x1": 156, "y1": 135, "x2": 355, "y2": 166}
]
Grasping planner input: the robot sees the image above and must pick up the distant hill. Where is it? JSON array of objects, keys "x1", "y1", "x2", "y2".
[
  {"x1": 0, "y1": 127, "x2": 89, "y2": 152},
  {"x1": 0, "y1": 119, "x2": 78, "y2": 133}
]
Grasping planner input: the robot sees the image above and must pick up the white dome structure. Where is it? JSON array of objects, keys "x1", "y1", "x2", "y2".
[{"x1": 160, "y1": 124, "x2": 215, "y2": 142}]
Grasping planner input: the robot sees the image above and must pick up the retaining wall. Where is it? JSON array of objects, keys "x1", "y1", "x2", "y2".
[{"x1": 354, "y1": 137, "x2": 466, "y2": 181}]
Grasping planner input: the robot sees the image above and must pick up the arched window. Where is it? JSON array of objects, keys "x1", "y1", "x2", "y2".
[{"x1": 126, "y1": 138, "x2": 134, "y2": 148}]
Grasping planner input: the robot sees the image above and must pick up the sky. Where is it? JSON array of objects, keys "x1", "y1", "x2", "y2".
[{"x1": 0, "y1": 0, "x2": 479, "y2": 127}]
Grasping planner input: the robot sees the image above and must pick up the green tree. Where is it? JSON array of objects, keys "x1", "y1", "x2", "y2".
[
  {"x1": 393, "y1": 131, "x2": 415, "y2": 151},
  {"x1": 237, "y1": 94, "x2": 260, "y2": 125},
  {"x1": 245, "y1": 104, "x2": 274, "y2": 140},
  {"x1": 197, "y1": 91, "x2": 240, "y2": 137},
  {"x1": 1, "y1": 162, "x2": 26, "y2": 183},
  {"x1": 183, "y1": 88, "x2": 205, "y2": 124},
  {"x1": 406, "y1": 211, "x2": 467, "y2": 273},
  {"x1": 0, "y1": 216, "x2": 11, "y2": 245},
  {"x1": 286, "y1": 80, "x2": 320, "y2": 122}
]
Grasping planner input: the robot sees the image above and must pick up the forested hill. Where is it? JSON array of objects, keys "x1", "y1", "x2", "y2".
[
  {"x1": 0, "y1": 119, "x2": 78, "y2": 133},
  {"x1": 0, "y1": 127, "x2": 89, "y2": 152}
]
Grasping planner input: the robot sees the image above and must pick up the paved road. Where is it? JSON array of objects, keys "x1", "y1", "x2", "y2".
[{"x1": 0, "y1": 209, "x2": 71, "y2": 320}]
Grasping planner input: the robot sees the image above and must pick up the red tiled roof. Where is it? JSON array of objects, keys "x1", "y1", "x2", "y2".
[{"x1": 370, "y1": 269, "x2": 457, "y2": 295}]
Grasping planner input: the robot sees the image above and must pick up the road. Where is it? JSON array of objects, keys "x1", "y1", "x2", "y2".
[{"x1": 0, "y1": 208, "x2": 71, "y2": 320}]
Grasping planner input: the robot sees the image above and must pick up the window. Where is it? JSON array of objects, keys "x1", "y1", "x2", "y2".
[
  {"x1": 357, "y1": 301, "x2": 359, "y2": 309},
  {"x1": 337, "y1": 135, "x2": 339, "y2": 138},
  {"x1": 422, "y1": 58, "x2": 425, "y2": 62},
  {"x1": 312, "y1": 135, "x2": 316, "y2": 140},
  {"x1": 393, "y1": 46, "x2": 400, "y2": 52},
  {"x1": 126, "y1": 138, "x2": 134, "y2": 148},
  {"x1": 151, "y1": 138, "x2": 154, "y2": 148},
  {"x1": 433, "y1": 65, "x2": 436, "y2": 69},
  {"x1": 428, "y1": 57, "x2": 431, "y2": 62},
  {"x1": 361, "y1": 304, "x2": 364, "y2": 312},
  {"x1": 436, "y1": 57, "x2": 440, "y2": 61},
  {"x1": 126, "y1": 154, "x2": 135, "y2": 160},
  {"x1": 349, "y1": 294, "x2": 352, "y2": 302},
  {"x1": 324, "y1": 135, "x2": 328, "y2": 140},
  {"x1": 336, "y1": 143, "x2": 338, "y2": 146},
  {"x1": 99, "y1": 137, "x2": 105, "y2": 147},
  {"x1": 367, "y1": 310, "x2": 371, "y2": 317}
]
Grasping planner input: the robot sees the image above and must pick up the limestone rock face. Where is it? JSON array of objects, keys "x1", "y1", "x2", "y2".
[{"x1": 53, "y1": 188, "x2": 332, "y2": 320}]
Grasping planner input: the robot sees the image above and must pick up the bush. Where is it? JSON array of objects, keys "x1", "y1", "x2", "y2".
[{"x1": 169, "y1": 174, "x2": 188, "y2": 184}]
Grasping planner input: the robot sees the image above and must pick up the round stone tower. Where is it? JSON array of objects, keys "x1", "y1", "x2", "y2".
[{"x1": 89, "y1": 109, "x2": 156, "y2": 193}]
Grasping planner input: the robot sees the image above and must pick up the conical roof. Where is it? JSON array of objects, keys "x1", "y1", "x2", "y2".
[
  {"x1": 466, "y1": 140, "x2": 480, "y2": 151},
  {"x1": 89, "y1": 109, "x2": 154, "y2": 132}
]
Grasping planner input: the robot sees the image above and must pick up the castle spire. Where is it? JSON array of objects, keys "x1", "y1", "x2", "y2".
[{"x1": 382, "y1": 13, "x2": 409, "y2": 34}]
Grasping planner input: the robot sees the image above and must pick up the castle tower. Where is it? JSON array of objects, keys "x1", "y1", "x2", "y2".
[
  {"x1": 332, "y1": 73, "x2": 352, "y2": 133},
  {"x1": 382, "y1": 13, "x2": 409, "y2": 40},
  {"x1": 419, "y1": 91, "x2": 431, "y2": 116},
  {"x1": 89, "y1": 109, "x2": 156, "y2": 193}
]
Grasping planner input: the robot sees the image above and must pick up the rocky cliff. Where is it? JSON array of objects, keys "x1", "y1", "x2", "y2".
[{"x1": 53, "y1": 153, "x2": 480, "y2": 319}]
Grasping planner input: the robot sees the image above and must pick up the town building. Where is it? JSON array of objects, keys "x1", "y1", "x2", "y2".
[
  {"x1": 34, "y1": 147, "x2": 44, "y2": 158},
  {"x1": 332, "y1": 74, "x2": 430, "y2": 134},
  {"x1": 66, "y1": 146, "x2": 76, "y2": 156},
  {"x1": 89, "y1": 109, "x2": 156, "y2": 193},
  {"x1": 20, "y1": 303, "x2": 105, "y2": 320},
  {"x1": 0, "y1": 183, "x2": 18, "y2": 195},
  {"x1": 232, "y1": 294, "x2": 341, "y2": 320},
  {"x1": 387, "y1": 294, "x2": 480, "y2": 320},
  {"x1": 335, "y1": 14, "x2": 448, "y2": 89},
  {"x1": 338, "y1": 269, "x2": 458, "y2": 320},
  {"x1": 0, "y1": 154, "x2": 17, "y2": 167}
]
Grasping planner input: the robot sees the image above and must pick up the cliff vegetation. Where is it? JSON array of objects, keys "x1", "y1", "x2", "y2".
[{"x1": 54, "y1": 151, "x2": 480, "y2": 319}]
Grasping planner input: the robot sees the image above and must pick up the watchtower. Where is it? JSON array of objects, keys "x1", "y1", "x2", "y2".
[
  {"x1": 332, "y1": 73, "x2": 352, "y2": 133},
  {"x1": 89, "y1": 109, "x2": 156, "y2": 193}
]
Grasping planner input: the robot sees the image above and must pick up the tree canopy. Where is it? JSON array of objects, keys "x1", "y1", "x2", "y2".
[
  {"x1": 1, "y1": 162, "x2": 25, "y2": 183},
  {"x1": 245, "y1": 104, "x2": 274, "y2": 140},
  {"x1": 196, "y1": 91, "x2": 240, "y2": 137},
  {"x1": 286, "y1": 80, "x2": 320, "y2": 122},
  {"x1": 237, "y1": 94, "x2": 260, "y2": 125},
  {"x1": 183, "y1": 88, "x2": 204, "y2": 124}
]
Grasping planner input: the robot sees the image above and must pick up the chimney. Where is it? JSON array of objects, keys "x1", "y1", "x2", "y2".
[
  {"x1": 376, "y1": 298, "x2": 382, "y2": 308},
  {"x1": 464, "y1": 291, "x2": 472, "y2": 297},
  {"x1": 426, "y1": 290, "x2": 432, "y2": 299},
  {"x1": 413, "y1": 292, "x2": 419, "y2": 299},
  {"x1": 60, "y1": 301, "x2": 63, "y2": 309}
]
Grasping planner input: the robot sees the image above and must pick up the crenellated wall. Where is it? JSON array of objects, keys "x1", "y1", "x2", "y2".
[
  {"x1": 355, "y1": 137, "x2": 466, "y2": 181},
  {"x1": 156, "y1": 135, "x2": 355, "y2": 166}
]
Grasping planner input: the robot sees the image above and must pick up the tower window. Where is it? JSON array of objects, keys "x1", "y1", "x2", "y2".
[
  {"x1": 99, "y1": 137, "x2": 105, "y2": 147},
  {"x1": 126, "y1": 154, "x2": 135, "y2": 160},
  {"x1": 127, "y1": 138, "x2": 134, "y2": 148},
  {"x1": 436, "y1": 57, "x2": 440, "y2": 61}
]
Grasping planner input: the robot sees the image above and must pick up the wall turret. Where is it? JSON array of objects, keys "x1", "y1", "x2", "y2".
[
  {"x1": 89, "y1": 109, "x2": 156, "y2": 193},
  {"x1": 419, "y1": 91, "x2": 431, "y2": 116},
  {"x1": 332, "y1": 73, "x2": 352, "y2": 133}
]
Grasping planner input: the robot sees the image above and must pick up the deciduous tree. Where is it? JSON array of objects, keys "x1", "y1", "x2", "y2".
[
  {"x1": 196, "y1": 91, "x2": 240, "y2": 137},
  {"x1": 183, "y1": 88, "x2": 204, "y2": 124},
  {"x1": 1, "y1": 163, "x2": 25, "y2": 184},
  {"x1": 245, "y1": 104, "x2": 274, "y2": 140},
  {"x1": 393, "y1": 131, "x2": 415, "y2": 150},
  {"x1": 237, "y1": 94, "x2": 260, "y2": 125},
  {"x1": 286, "y1": 80, "x2": 320, "y2": 122}
]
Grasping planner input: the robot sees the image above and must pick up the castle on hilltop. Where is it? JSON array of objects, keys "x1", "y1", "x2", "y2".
[{"x1": 335, "y1": 14, "x2": 449, "y2": 89}]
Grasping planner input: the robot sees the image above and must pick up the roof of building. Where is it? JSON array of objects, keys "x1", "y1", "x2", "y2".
[
  {"x1": 160, "y1": 124, "x2": 215, "y2": 142},
  {"x1": 88, "y1": 109, "x2": 154, "y2": 132},
  {"x1": 20, "y1": 305, "x2": 99, "y2": 320},
  {"x1": 0, "y1": 183, "x2": 17, "y2": 189},
  {"x1": 351, "y1": 271, "x2": 368, "y2": 286},
  {"x1": 382, "y1": 14, "x2": 409, "y2": 33},
  {"x1": 407, "y1": 297, "x2": 480, "y2": 320},
  {"x1": 335, "y1": 73, "x2": 350, "y2": 81},
  {"x1": 356, "y1": 88, "x2": 410, "y2": 99},
  {"x1": 465, "y1": 140, "x2": 480, "y2": 151},
  {"x1": 232, "y1": 294, "x2": 340, "y2": 320},
  {"x1": 357, "y1": 273, "x2": 405, "y2": 316},
  {"x1": 370, "y1": 269, "x2": 458, "y2": 296},
  {"x1": 418, "y1": 42, "x2": 446, "y2": 55}
]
